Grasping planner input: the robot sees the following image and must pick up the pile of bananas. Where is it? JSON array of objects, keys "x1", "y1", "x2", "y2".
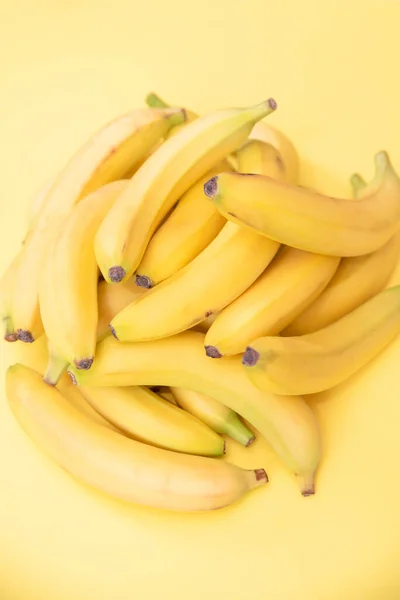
[{"x1": 2, "y1": 92, "x2": 400, "y2": 512}]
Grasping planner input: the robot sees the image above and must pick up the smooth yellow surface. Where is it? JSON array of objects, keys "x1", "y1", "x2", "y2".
[{"x1": 1, "y1": 1, "x2": 400, "y2": 598}]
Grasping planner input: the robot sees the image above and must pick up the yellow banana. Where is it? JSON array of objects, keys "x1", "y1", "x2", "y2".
[
  {"x1": 170, "y1": 387, "x2": 255, "y2": 447},
  {"x1": 5, "y1": 107, "x2": 184, "y2": 343},
  {"x1": 146, "y1": 92, "x2": 298, "y2": 180},
  {"x1": 248, "y1": 121, "x2": 298, "y2": 183},
  {"x1": 97, "y1": 278, "x2": 146, "y2": 341},
  {"x1": 284, "y1": 175, "x2": 400, "y2": 335},
  {"x1": 57, "y1": 376, "x2": 117, "y2": 431},
  {"x1": 205, "y1": 247, "x2": 340, "y2": 357},
  {"x1": 110, "y1": 222, "x2": 279, "y2": 342},
  {"x1": 79, "y1": 385, "x2": 225, "y2": 456},
  {"x1": 243, "y1": 285, "x2": 400, "y2": 396},
  {"x1": 40, "y1": 181, "x2": 129, "y2": 385},
  {"x1": 205, "y1": 151, "x2": 400, "y2": 257},
  {"x1": 135, "y1": 161, "x2": 228, "y2": 288},
  {"x1": 94, "y1": 98, "x2": 277, "y2": 283},
  {"x1": 145, "y1": 92, "x2": 198, "y2": 138},
  {"x1": 235, "y1": 139, "x2": 287, "y2": 182},
  {"x1": 7, "y1": 364, "x2": 267, "y2": 511},
  {"x1": 68, "y1": 331, "x2": 321, "y2": 496},
  {"x1": 0, "y1": 253, "x2": 24, "y2": 341}
]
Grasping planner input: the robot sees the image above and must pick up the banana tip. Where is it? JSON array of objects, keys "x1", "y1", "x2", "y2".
[
  {"x1": 302, "y1": 484, "x2": 315, "y2": 497},
  {"x1": 67, "y1": 370, "x2": 77, "y2": 386},
  {"x1": 242, "y1": 347, "x2": 260, "y2": 367},
  {"x1": 267, "y1": 98, "x2": 277, "y2": 111},
  {"x1": 109, "y1": 324, "x2": 119, "y2": 340},
  {"x1": 245, "y1": 435, "x2": 256, "y2": 448},
  {"x1": 136, "y1": 274, "x2": 153, "y2": 288},
  {"x1": 73, "y1": 357, "x2": 94, "y2": 370},
  {"x1": 4, "y1": 332, "x2": 18, "y2": 342},
  {"x1": 16, "y1": 329, "x2": 34, "y2": 343},
  {"x1": 205, "y1": 345, "x2": 222, "y2": 359},
  {"x1": 255, "y1": 468, "x2": 268, "y2": 483},
  {"x1": 204, "y1": 177, "x2": 218, "y2": 199},
  {"x1": 108, "y1": 266, "x2": 126, "y2": 283}
]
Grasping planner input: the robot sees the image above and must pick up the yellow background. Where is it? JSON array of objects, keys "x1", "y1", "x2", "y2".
[{"x1": 1, "y1": 1, "x2": 400, "y2": 598}]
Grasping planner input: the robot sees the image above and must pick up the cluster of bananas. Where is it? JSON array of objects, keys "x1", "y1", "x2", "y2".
[{"x1": 2, "y1": 91, "x2": 400, "y2": 513}]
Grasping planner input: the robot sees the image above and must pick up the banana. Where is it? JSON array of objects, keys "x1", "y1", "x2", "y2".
[
  {"x1": 135, "y1": 161, "x2": 228, "y2": 287},
  {"x1": 145, "y1": 92, "x2": 198, "y2": 138},
  {"x1": 0, "y1": 253, "x2": 24, "y2": 341},
  {"x1": 248, "y1": 122, "x2": 298, "y2": 184},
  {"x1": 7, "y1": 364, "x2": 267, "y2": 511},
  {"x1": 57, "y1": 376, "x2": 117, "y2": 431},
  {"x1": 94, "y1": 98, "x2": 277, "y2": 283},
  {"x1": 243, "y1": 285, "x2": 400, "y2": 396},
  {"x1": 40, "y1": 181, "x2": 128, "y2": 385},
  {"x1": 146, "y1": 92, "x2": 298, "y2": 181},
  {"x1": 205, "y1": 247, "x2": 340, "y2": 357},
  {"x1": 110, "y1": 222, "x2": 279, "y2": 342},
  {"x1": 4, "y1": 107, "x2": 184, "y2": 343},
  {"x1": 97, "y1": 278, "x2": 146, "y2": 340},
  {"x1": 79, "y1": 385, "x2": 225, "y2": 456},
  {"x1": 235, "y1": 139, "x2": 287, "y2": 182},
  {"x1": 205, "y1": 151, "x2": 400, "y2": 257},
  {"x1": 170, "y1": 387, "x2": 255, "y2": 447},
  {"x1": 67, "y1": 331, "x2": 321, "y2": 496},
  {"x1": 284, "y1": 176, "x2": 400, "y2": 336}
]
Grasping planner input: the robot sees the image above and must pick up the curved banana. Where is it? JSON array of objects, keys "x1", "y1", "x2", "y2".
[
  {"x1": 41, "y1": 181, "x2": 128, "y2": 385},
  {"x1": 5, "y1": 107, "x2": 184, "y2": 343},
  {"x1": 79, "y1": 385, "x2": 225, "y2": 456},
  {"x1": 110, "y1": 222, "x2": 279, "y2": 342},
  {"x1": 235, "y1": 139, "x2": 287, "y2": 182},
  {"x1": 146, "y1": 92, "x2": 298, "y2": 181},
  {"x1": 205, "y1": 151, "x2": 400, "y2": 257},
  {"x1": 97, "y1": 278, "x2": 146, "y2": 340},
  {"x1": 170, "y1": 387, "x2": 255, "y2": 447},
  {"x1": 135, "y1": 161, "x2": 228, "y2": 287},
  {"x1": 248, "y1": 121, "x2": 298, "y2": 184},
  {"x1": 68, "y1": 331, "x2": 321, "y2": 496},
  {"x1": 284, "y1": 175, "x2": 400, "y2": 335},
  {"x1": 94, "y1": 98, "x2": 277, "y2": 283},
  {"x1": 57, "y1": 377, "x2": 117, "y2": 431},
  {"x1": 7, "y1": 364, "x2": 267, "y2": 511},
  {"x1": 243, "y1": 285, "x2": 400, "y2": 396},
  {"x1": 205, "y1": 247, "x2": 340, "y2": 357}
]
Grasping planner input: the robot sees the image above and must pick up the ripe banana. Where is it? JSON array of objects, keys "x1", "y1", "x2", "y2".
[
  {"x1": 146, "y1": 92, "x2": 298, "y2": 181},
  {"x1": 243, "y1": 285, "x2": 400, "y2": 396},
  {"x1": 205, "y1": 151, "x2": 400, "y2": 257},
  {"x1": 170, "y1": 387, "x2": 255, "y2": 447},
  {"x1": 248, "y1": 121, "x2": 298, "y2": 184},
  {"x1": 110, "y1": 222, "x2": 279, "y2": 342},
  {"x1": 284, "y1": 175, "x2": 400, "y2": 335},
  {"x1": 94, "y1": 98, "x2": 277, "y2": 283},
  {"x1": 4, "y1": 107, "x2": 184, "y2": 343},
  {"x1": 235, "y1": 139, "x2": 287, "y2": 182},
  {"x1": 79, "y1": 385, "x2": 225, "y2": 456},
  {"x1": 68, "y1": 331, "x2": 321, "y2": 496},
  {"x1": 41, "y1": 181, "x2": 128, "y2": 385},
  {"x1": 7, "y1": 364, "x2": 267, "y2": 511},
  {"x1": 97, "y1": 278, "x2": 146, "y2": 340},
  {"x1": 145, "y1": 92, "x2": 198, "y2": 138},
  {"x1": 205, "y1": 247, "x2": 340, "y2": 357},
  {"x1": 135, "y1": 161, "x2": 228, "y2": 288},
  {"x1": 57, "y1": 376, "x2": 117, "y2": 431}
]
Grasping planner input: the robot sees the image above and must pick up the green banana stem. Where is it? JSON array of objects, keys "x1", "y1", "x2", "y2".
[
  {"x1": 3, "y1": 316, "x2": 17, "y2": 342},
  {"x1": 44, "y1": 352, "x2": 69, "y2": 386},
  {"x1": 350, "y1": 173, "x2": 367, "y2": 198},
  {"x1": 145, "y1": 92, "x2": 170, "y2": 109}
]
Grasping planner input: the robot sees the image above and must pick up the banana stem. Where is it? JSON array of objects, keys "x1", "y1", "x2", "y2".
[
  {"x1": 3, "y1": 316, "x2": 17, "y2": 342},
  {"x1": 224, "y1": 416, "x2": 256, "y2": 447},
  {"x1": 350, "y1": 173, "x2": 367, "y2": 198},
  {"x1": 44, "y1": 353, "x2": 69, "y2": 386},
  {"x1": 145, "y1": 92, "x2": 170, "y2": 109},
  {"x1": 297, "y1": 473, "x2": 315, "y2": 497}
]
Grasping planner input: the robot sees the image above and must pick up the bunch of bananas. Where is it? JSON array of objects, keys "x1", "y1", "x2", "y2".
[{"x1": 2, "y1": 91, "x2": 400, "y2": 513}]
